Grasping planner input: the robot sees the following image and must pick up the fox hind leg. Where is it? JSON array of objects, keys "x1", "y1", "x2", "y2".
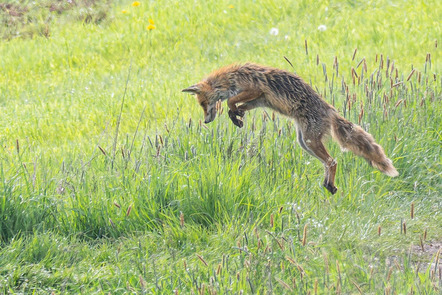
[{"x1": 297, "y1": 127, "x2": 338, "y2": 194}]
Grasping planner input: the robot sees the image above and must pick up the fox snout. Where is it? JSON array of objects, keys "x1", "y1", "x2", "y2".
[{"x1": 204, "y1": 105, "x2": 217, "y2": 124}]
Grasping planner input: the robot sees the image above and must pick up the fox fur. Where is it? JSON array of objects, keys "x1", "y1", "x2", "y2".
[{"x1": 183, "y1": 63, "x2": 398, "y2": 194}]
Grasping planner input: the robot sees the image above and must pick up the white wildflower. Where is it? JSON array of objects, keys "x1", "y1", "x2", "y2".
[
  {"x1": 269, "y1": 28, "x2": 279, "y2": 36},
  {"x1": 318, "y1": 25, "x2": 327, "y2": 32}
]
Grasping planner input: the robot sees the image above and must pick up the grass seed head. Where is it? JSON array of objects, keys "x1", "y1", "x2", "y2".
[
  {"x1": 197, "y1": 254, "x2": 208, "y2": 267},
  {"x1": 126, "y1": 205, "x2": 132, "y2": 217},
  {"x1": 109, "y1": 218, "x2": 115, "y2": 228},
  {"x1": 407, "y1": 69, "x2": 416, "y2": 81},
  {"x1": 302, "y1": 224, "x2": 308, "y2": 246}
]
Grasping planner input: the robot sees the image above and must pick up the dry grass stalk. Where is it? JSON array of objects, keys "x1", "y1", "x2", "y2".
[
  {"x1": 385, "y1": 285, "x2": 391, "y2": 295},
  {"x1": 407, "y1": 69, "x2": 416, "y2": 81},
  {"x1": 386, "y1": 57, "x2": 390, "y2": 77},
  {"x1": 351, "y1": 68, "x2": 356, "y2": 85},
  {"x1": 286, "y1": 256, "x2": 296, "y2": 265},
  {"x1": 390, "y1": 61, "x2": 395, "y2": 76},
  {"x1": 351, "y1": 279, "x2": 363, "y2": 294},
  {"x1": 139, "y1": 275, "x2": 146, "y2": 289},
  {"x1": 386, "y1": 266, "x2": 393, "y2": 281},
  {"x1": 302, "y1": 224, "x2": 308, "y2": 246},
  {"x1": 434, "y1": 249, "x2": 440, "y2": 274},
  {"x1": 323, "y1": 251, "x2": 329, "y2": 274},
  {"x1": 358, "y1": 105, "x2": 364, "y2": 125},
  {"x1": 197, "y1": 254, "x2": 208, "y2": 267},
  {"x1": 392, "y1": 82, "x2": 403, "y2": 88},
  {"x1": 411, "y1": 202, "x2": 414, "y2": 219},
  {"x1": 126, "y1": 205, "x2": 132, "y2": 217},
  {"x1": 98, "y1": 145, "x2": 106, "y2": 155},
  {"x1": 109, "y1": 218, "x2": 115, "y2": 228},
  {"x1": 352, "y1": 48, "x2": 357, "y2": 61},
  {"x1": 393, "y1": 259, "x2": 401, "y2": 271},
  {"x1": 276, "y1": 277, "x2": 293, "y2": 291},
  {"x1": 356, "y1": 57, "x2": 365, "y2": 69}
]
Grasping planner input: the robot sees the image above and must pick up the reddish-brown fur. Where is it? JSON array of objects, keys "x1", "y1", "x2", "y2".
[{"x1": 183, "y1": 63, "x2": 398, "y2": 194}]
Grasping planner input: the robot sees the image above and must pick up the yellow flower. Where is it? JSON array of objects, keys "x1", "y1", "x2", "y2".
[
  {"x1": 132, "y1": 1, "x2": 140, "y2": 7},
  {"x1": 148, "y1": 19, "x2": 154, "y2": 25},
  {"x1": 147, "y1": 24, "x2": 156, "y2": 30},
  {"x1": 122, "y1": 9, "x2": 128, "y2": 14},
  {"x1": 228, "y1": 4, "x2": 234, "y2": 8}
]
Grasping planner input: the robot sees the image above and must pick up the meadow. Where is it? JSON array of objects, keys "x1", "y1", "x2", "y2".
[{"x1": 0, "y1": 0, "x2": 441, "y2": 293}]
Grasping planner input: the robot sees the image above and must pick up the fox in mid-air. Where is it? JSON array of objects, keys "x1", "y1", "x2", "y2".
[{"x1": 182, "y1": 63, "x2": 398, "y2": 194}]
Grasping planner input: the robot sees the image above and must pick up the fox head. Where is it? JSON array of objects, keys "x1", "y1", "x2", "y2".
[{"x1": 182, "y1": 80, "x2": 233, "y2": 124}]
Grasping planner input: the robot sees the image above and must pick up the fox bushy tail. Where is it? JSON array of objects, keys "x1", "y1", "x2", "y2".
[{"x1": 331, "y1": 113, "x2": 399, "y2": 177}]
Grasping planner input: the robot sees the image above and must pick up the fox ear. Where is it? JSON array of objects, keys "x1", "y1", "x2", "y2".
[{"x1": 182, "y1": 84, "x2": 200, "y2": 95}]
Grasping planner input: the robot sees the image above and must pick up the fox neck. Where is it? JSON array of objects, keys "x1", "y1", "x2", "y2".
[{"x1": 211, "y1": 88, "x2": 239, "y2": 103}]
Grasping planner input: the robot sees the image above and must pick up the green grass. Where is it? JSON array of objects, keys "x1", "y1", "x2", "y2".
[{"x1": 0, "y1": 0, "x2": 441, "y2": 293}]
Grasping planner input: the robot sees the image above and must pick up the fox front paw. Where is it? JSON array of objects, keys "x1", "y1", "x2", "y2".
[
  {"x1": 228, "y1": 110, "x2": 244, "y2": 128},
  {"x1": 235, "y1": 109, "x2": 245, "y2": 117}
]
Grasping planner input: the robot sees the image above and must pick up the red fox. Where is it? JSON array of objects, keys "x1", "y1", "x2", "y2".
[{"x1": 183, "y1": 63, "x2": 398, "y2": 194}]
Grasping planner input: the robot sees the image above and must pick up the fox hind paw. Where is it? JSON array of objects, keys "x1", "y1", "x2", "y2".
[{"x1": 323, "y1": 181, "x2": 338, "y2": 194}]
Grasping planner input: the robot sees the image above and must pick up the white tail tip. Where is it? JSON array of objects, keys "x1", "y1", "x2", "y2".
[{"x1": 384, "y1": 167, "x2": 399, "y2": 177}]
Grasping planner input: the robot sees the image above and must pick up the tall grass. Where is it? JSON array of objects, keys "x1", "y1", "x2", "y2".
[{"x1": 0, "y1": 0, "x2": 441, "y2": 293}]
